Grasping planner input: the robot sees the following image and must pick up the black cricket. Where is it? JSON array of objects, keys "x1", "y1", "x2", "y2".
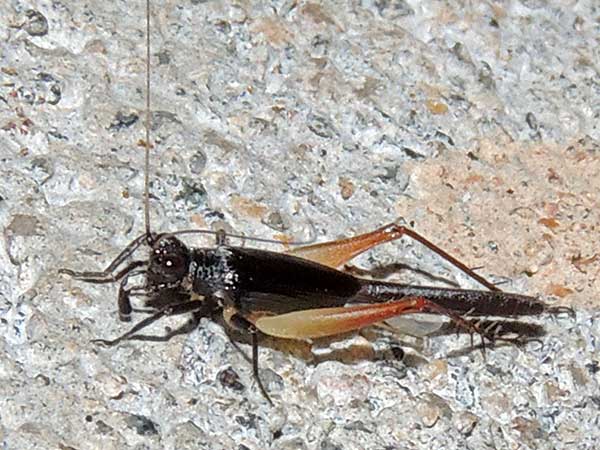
[{"x1": 59, "y1": 0, "x2": 571, "y2": 404}]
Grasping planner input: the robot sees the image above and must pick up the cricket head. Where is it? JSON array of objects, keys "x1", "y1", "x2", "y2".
[{"x1": 147, "y1": 234, "x2": 190, "y2": 287}]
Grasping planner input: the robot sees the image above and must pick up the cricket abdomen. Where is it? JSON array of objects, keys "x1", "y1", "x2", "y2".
[{"x1": 357, "y1": 280, "x2": 546, "y2": 316}]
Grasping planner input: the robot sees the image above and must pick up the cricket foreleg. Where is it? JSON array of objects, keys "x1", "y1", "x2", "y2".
[
  {"x1": 93, "y1": 301, "x2": 209, "y2": 347},
  {"x1": 122, "y1": 316, "x2": 201, "y2": 342}
]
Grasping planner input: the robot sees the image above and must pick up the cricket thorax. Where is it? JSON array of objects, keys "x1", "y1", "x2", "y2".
[{"x1": 189, "y1": 247, "x2": 240, "y2": 296}]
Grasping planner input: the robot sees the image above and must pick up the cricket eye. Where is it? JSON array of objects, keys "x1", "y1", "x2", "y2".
[{"x1": 163, "y1": 254, "x2": 185, "y2": 272}]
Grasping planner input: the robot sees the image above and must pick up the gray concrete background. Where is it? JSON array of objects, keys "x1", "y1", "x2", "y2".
[{"x1": 0, "y1": 1, "x2": 598, "y2": 449}]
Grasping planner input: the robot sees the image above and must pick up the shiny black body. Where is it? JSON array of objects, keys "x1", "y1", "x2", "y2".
[
  {"x1": 190, "y1": 246, "x2": 361, "y2": 314},
  {"x1": 147, "y1": 235, "x2": 549, "y2": 319}
]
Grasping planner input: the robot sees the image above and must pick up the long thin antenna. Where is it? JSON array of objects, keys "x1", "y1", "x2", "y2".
[{"x1": 144, "y1": 0, "x2": 151, "y2": 236}]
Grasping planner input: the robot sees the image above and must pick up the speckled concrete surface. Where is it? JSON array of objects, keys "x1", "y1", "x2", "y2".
[{"x1": 1, "y1": 1, "x2": 598, "y2": 449}]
